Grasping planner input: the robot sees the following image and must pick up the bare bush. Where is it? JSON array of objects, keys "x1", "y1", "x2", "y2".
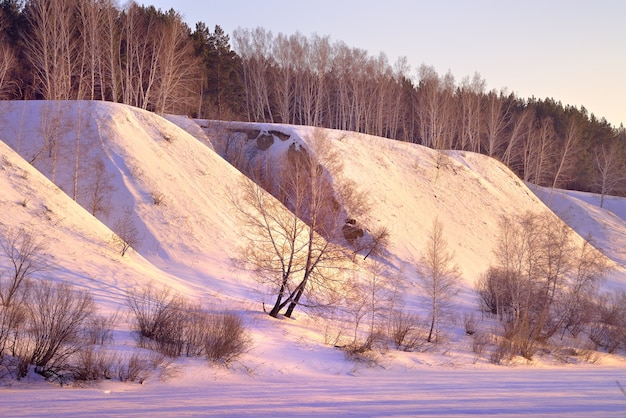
[
  {"x1": 203, "y1": 311, "x2": 250, "y2": 365},
  {"x1": 471, "y1": 332, "x2": 490, "y2": 364},
  {"x1": 126, "y1": 284, "x2": 249, "y2": 363},
  {"x1": 117, "y1": 352, "x2": 154, "y2": 384},
  {"x1": 342, "y1": 344, "x2": 380, "y2": 366},
  {"x1": 475, "y1": 267, "x2": 513, "y2": 319},
  {"x1": 126, "y1": 284, "x2": 185, "y2": 356},
  {"x1": 181, "y1": 305, "x2": 211, "y2": 357},
  {"x1": 464, "y1": 312, "x2": 478, "y2": 336},
  {"x1": 71, "y1": 346, "x2": 118, "y2": 382},
  {"x1": 82, "y1": 312, "x2": 117, "y2": 345},
  {"x1": 151, "y1": 191, "x2": 165, "y2": 205},
  {"x1": 502, "y1": 318, "x2": 543, "y2": 361},
  {"x1": 490, "y1": 336, "x2": 513, "y2": 365},
  {"x1": 20, "y1": 281, "x2": 96, "y2": 380},
  {"x1": 389, "y1": 310, "x2": 426, "y2": 351},
  {"x1": 0, "y1": 282, "x2": 29, "y2": 361},
  {"x1": 589, "y1": 290, "x2": 626, "y2": 353}
]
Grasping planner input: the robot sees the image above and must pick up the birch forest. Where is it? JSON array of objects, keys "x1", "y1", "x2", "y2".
[{"x1": 0, "y1": 0, "x2": 624, "y2": 195}]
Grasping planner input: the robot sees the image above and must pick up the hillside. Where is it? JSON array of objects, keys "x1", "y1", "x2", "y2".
[{"x1": 1, "y1": 101, "x2": 626, "y2": 415}]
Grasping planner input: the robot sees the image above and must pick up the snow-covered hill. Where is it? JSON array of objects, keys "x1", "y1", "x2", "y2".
[{"x1": 1, "y1": 101, "x2": 626, "y2": 415}]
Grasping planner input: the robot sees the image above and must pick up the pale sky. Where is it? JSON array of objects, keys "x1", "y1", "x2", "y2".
[{"x1": 144, "y1": 0, "x2": 625, "y2": 128}]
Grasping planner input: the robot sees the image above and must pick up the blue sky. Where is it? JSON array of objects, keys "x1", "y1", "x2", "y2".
[{"x1": 144, "y1": 0, "x2": 625, "y2": 128}]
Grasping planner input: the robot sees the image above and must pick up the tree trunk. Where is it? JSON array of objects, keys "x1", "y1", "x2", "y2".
[
  {"x1": 427, "y1": 315, "x2": 435, "y2": 343},
  {"x1": 284, "y1": 287, "x2": 302, "y2": 318},
  {"x1": 268, "y1": 282, "x2": 287, "y2": 317}
]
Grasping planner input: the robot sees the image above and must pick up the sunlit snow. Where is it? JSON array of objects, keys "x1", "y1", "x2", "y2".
[{"x1": 0, "y1": 101, "x2": 625, "y2": 416}]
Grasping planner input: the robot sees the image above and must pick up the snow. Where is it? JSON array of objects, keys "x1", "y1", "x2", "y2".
[{"x1": 1, "y1": 100, "x2": 626, "y2": 416}]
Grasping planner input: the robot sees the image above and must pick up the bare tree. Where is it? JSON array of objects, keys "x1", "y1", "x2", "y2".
[
  {"x1": 234, "y1": 157, "x2": 348, "y2": 318},
  {"x1": 152, "y1": 9, "x2": 201, "y2": 114},
  {"x1": 86, "y1": 158, "x2": 114, "y2": 217},
  {"x1": 0, "y1": 10, "x2": 17, "y2": 98},
  {"x1": 72, "y1": 102, "x2": 83, "y2": 201},
  {"x1": 112, "y1": 208, "x2": 142, "y2": 256},
  {"x1": 0, "y1": 227, "x2": 49, "y2": 307},
  {"x1": 457, "y1": 73, "x2": 484, "y2": 153},
  {"x1": 233, "y1": 27, "x2": 274, "y2": 122},
  {"x1": 593, "y1": 139, "x2": 626, "y2": 208},
  {"x1": 233, "y1": 133, "x2": 361, "y2": 318},
  {"x1": 417, "y1": 218, "x2": 461, "y2": 343},
  {"x1": 482, "y1": 90, "x2": 512, "y2": 157},
  {"x1": 478, "y1": 212, "x2": 611, "y2": 359},
  {"x1": 101, "y1": 0, "x2": 122, "y2": 102},
  {"x1": 522, "y1": 117, "x2": 556, "y2": 186},
  {"x1": 501, "y1": 107, "x2": 533, "y2": 169},
  {"x1": 549, "y1": 116, "x2": 581, "y2": 198},
  {"x1": 21, "y1": 0, "x2": 78, "y2": 100},
  {"x1": 342, "y1": 260, "x2": 400, "y2": 351},
  {"x1": 415, "y1": 65, "x2": 456, "y2": 150},
  {"x1": 272, "y1": 32, "x2": 298, "y2": 124}
]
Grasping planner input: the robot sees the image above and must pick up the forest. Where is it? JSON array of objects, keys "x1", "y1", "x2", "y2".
[{"x1": 0, "y1": 0, "x2": 625, "y2": 195}]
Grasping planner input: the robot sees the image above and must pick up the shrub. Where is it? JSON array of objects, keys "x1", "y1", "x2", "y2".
[
  {"x1": 83, "y1": 313, "x2": 117, "y2": 345},
  {"x1": 71, "y1": 346, "x2": 117, "y2": 382},
  {"x1": 471, "y1": 332, "x2": 490, "y2": 364},
  {"x1": 126, "y1": 284, "x2": 249, "y2": 363},
  {"x1": 24, "y1": 281, "x2": 96, "y2": 380},
  {"x1": 151, "y1": 191, "x2": 165, "y2": 205},
  {"x1": 126, "y1": 284, "x2": 186, "y2": 356},
  {"x1": 389, "y1": 310, "x2": 426, "y2": 351},
  {"x1": 464, "y1": 312, "x2": 478, "y2": 336},
  {"x1": 117, "y1": 352, "x2": 153, "y2": 384},
  {"x1": 589, "y1": 291, "x2": 626, "y2": 353},
  {"x1": 203, "y1": 311, "x2": 249, "y2": 364}
]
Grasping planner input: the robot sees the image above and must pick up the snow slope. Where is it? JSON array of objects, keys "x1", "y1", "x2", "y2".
[{"x1": 1, "y1": 101, "x2": 626, "y2": 416}]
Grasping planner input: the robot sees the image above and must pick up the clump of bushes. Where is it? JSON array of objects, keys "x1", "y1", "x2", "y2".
[{"x1": 126, "y1": 284, "x2": 250, "y2": 365}]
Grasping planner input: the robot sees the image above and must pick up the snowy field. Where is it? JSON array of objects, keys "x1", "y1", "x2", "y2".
[
  {"x1": 3, "y1": 366, "x2": 626, "y2": 416},
  {"x1": 1, "y1": 101, "x2": 625, "y2": 416}
]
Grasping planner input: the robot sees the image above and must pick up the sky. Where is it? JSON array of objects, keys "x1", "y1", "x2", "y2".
[{"x1": 142, "y1": 0, "x2": 626, "y2": 128}]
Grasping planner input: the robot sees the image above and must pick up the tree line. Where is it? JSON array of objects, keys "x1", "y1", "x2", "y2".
[{"x1": 1, "y1": 0, "x2": 625, "y2": 195}]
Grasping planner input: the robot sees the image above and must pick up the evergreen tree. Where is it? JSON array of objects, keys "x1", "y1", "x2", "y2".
[{"x1": 192, "y1": 23, "x2": 243, "y2": 119}]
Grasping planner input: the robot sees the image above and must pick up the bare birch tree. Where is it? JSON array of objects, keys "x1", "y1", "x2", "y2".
[
  {"x1": 551, "y1": 117, "x2": 581, "y2": 191},
  {"x1": 417, "y1": 218, "x2": 461, "y2": 343},
  {"x1": 0, "y1": 9, "x2": 17, "y2": 98},
  {"x1": 22, "y1": 0, "x2": 77, "y2": 100},
  {"x1": 234, "y1": 143, "x2": 351, "y2": 318},
  {"x1": 457, "y1": 73, "x2": 484, "y2": 153},
  {"x1": 593, "y1": 139, "x2": 626, "y2": 207},
  {"x1": 482, "y1": 90, "x2": 511, "y2": 157},
  {"x1": 416, "y1": 65, "x2": 456, "y2": 150},
  {"x1": 232, "y1": 131, "x2": 375, "y2": 319},
  {"x1": 233, "y1": 27, "x2": 274, "y2": 122},
  {"x1": 153, "y1": 9, "x2": 201, "y2": 114}
]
